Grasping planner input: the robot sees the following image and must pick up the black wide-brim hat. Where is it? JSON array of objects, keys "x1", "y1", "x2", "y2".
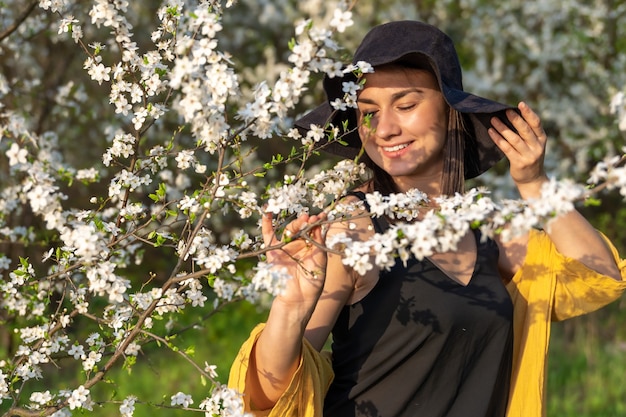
[{"x1": 295, "y1": 20, "x2": 517, "y2": 179}]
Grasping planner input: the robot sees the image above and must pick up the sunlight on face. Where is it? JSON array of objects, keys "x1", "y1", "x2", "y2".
[{"x1": 357, "y1": 66, "x2": 449, "y2": 192}]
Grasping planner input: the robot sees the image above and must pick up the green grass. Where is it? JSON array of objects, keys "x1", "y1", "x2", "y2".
[{"x1": 547, "y1": 302, "x2": 626, "y2": 417}]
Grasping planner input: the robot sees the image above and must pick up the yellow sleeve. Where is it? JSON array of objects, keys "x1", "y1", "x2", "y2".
[
  {"x1": 228, "y1": 323, "x2": 334, "y2": 417},
  {"x1": 544, "y1": 230, "x2": 626, "y2": 321},
  {"x1": 505, "y1": 229, "x2": 626, "y2": 417}
]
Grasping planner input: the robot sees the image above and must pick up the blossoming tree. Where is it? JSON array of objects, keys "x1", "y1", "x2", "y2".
[{"x1": 0, "y1": 0, "x2": 625, "y2": 416}]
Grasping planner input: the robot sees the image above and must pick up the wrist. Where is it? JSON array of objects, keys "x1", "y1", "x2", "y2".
[
  {"x1": 267, "y1": 298, "x2": 313, "y2": 335},
  {"x1": 515, "y1": 175, "x2": 549, "y2": 200}
]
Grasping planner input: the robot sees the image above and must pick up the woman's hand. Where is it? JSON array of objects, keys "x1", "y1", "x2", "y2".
[
  {"x1": 489, "y1": 101, "x2": 549, "y2": 199},
  {"x1": 249, "y1": 212, "x2": 328, "y2": 409},
  {"x1": 261, "y1": 212, "x2": 328, "y2": 309},
  {"x1": 489, "y1": 104, "x2": 622, "y2": 282}
]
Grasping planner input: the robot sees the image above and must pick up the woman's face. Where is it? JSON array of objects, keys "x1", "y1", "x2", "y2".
[{"x1": 357, "y1": 66, "x2": 448, "y2": 189}]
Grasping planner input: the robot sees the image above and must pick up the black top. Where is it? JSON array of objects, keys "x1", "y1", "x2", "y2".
[{"x1": 323, "y1": 192, "x2": 513, "y2": 417}]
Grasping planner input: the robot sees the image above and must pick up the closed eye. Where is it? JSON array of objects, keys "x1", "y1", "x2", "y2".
[
  {"x1": 397, "y1": 104, "x2": 416, "y2": 111},
  {"x1": 357, "y1": 107, "x2": 377, "y2": 118}
]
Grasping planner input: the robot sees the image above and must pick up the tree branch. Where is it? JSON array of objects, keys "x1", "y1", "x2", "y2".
[{"x1": 0, "y1": 0, "x2": 39, "y2": 43}]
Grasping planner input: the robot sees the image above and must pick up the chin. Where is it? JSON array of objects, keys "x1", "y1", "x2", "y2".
[{"x1": 381, "y1": 164, "x2": 419, "y2": 177}]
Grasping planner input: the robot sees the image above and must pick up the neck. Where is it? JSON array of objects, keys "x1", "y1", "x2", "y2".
[{"x1": 392, "y1": 172, "x2": 442, "y2": 197}]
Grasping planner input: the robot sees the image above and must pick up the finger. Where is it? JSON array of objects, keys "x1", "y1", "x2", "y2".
[
  {"x1": 518, "y1": 102, "x2": 547, "y2": 145},
  {"x1": 306, "y1": 224, "x2": 323, "y2": 246},
  {"x1": 490, "y1": 108, "x2": 544, "y2": 156},
  {"x1": 488, "y1": 119, "x2": 523, "y2": 157},
  {"x1": 505, "y1": 110, "x2": 537, "y2": 145},
  {"x1": 285, "y1": 214, "x2": 310, "y2": 238},
  {"x1": 306, "y1": 213, "x2": 327, "y2": 244},
  {"x1": 261, "y1": 212, "x2": 279, "y2": 246},
  {"x1": 504, "y1": 106, "x2": 544, "y2": 148}
]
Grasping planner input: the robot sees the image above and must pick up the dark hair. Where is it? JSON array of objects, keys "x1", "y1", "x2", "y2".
[{"x1": 441, "y1": 109, "x2": 467, "y2": 195}]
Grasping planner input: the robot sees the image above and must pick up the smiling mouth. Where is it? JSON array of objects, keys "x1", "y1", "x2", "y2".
[{"x1": 382, "y1": 143, "x2": 410, "y2": 152}]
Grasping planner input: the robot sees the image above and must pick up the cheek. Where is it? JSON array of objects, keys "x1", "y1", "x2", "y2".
[
  {"x1": 361, "y1": 139, "x2": 383, "y2": 163},
  {"x1": 431, "y1": 104, "x2": 449, "y2": 134},
  {"x1": 358, "y1": 123, "x2": 374, "y2": 140},
  {"x1": 358, "y1": 127, "x2": 379, "y2": 157}
]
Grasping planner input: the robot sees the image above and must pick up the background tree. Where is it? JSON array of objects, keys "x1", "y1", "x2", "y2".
[{"x1": 0, "y1": 0, "x2": 624, "y2": 416}]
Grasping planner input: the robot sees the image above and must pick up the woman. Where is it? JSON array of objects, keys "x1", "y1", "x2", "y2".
[{"x1": 229, "y1": 21, "x2": 626, "y2": 417}]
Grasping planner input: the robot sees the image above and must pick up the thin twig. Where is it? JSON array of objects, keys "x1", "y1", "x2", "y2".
[{"x1": 0, "y1": 0, "x2": 39, "y2": 43}]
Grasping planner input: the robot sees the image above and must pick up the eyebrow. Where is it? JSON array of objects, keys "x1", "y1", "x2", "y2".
[{"x1": 357, "y1": 88, "x2": 424, "y2": 105}]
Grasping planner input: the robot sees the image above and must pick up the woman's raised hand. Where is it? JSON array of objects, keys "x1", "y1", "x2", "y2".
[
  {"x1": 249, "y1": 212, "x2": 329, "y2": 409},
  {"x1": 488, "y1": 102, "x2": 549, "y2": 199},
  {"x1": 261, "y1": 212, "x2": 328, "y2": 309}
]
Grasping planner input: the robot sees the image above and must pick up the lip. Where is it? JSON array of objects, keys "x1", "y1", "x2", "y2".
[{"x1": 380, "y1": 141, "x2": 412, "y2": 157}]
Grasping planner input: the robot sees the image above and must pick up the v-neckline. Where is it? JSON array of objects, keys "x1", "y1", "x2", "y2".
[
  {"x1": 348, "y1": 190, "x2": 480, "y2": 288},
  {"x1": 426, "y1": 229, "x2": 478, "y2": 287}
]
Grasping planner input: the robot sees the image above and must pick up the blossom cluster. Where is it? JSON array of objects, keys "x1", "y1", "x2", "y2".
[
  {"x1": 588, "y1": 148, "x2": 626, "y2": 197},
  {"x1": 610, "y1": 87, "x2": 626, "y2": 132},
  {"x1": 0, "y1": 0, "x2": 625, "y2": 416},
  {"x1": 326, "y1": 181, "x2": 589, "y2": 275},
  {"x1": 0, "y1": 0, "x2": 357, "y2": 415}
]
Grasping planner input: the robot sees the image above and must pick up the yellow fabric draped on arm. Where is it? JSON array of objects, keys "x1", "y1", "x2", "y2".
[
  {"x1": 505, "y1": 229, "x2": 626, "y2": 417},
  {"x1": 228, "y1": 323, "x2": 334, "y2": 417}
]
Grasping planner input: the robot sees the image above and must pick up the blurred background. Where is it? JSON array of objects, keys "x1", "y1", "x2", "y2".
[{"x1": 1, "y1": 0, "x2": 625, "y2": 415}]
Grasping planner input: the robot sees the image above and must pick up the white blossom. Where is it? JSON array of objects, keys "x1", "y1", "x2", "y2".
[
  {"x1": 251, "y1": 262, "x2": 292, "y2": 296},
  {"x1": 58, "y1": 16, "x2": 78, "y2": 34},
  {"x1": 120, "y1": 395, "x2": 137, "y2": 417},
  {"x1": 170, "y1": 391, "x2": 193, "y2": 407},
  {"x1": 610, "y1": 90, "x2": 626, "y2": 131},
  {"x1": 0, "y1": 369, "x2": 8, "y2": 399},
  {"x1": 329, "y1": 9, "x2": 353, "y2": 33},
  {"x1": 198, "y1": 384, "x2": 251, "y2": 417},
  {"x1": 67, "y1": 385, "x2": 92, "y2": 410},
  {"x1": 29, "y1": 390, "x2": 53, "y2": 407},
  {"x1": 6, "y1": 143, "x2": 28, "y2": 167}
]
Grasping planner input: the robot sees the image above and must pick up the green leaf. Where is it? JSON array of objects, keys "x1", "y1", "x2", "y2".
[
  {"x1": 584, "y1": 197, "x2": 602, "y2": 207},
  {"x1": 207, "y1": 274, "x2": 216, "y2": 286},
  {"x1": 123, "y1": 355, "x2": 136, "y2": 374},
  {"x1": 154, "y1": 234, "x2": 166, "y2": 247},
  {"x1": 149, "y1": 183, "x2": 167, "y2": 202},
  {"x1": 19, "y1": 257, "x2": 29, "y2": 268}
]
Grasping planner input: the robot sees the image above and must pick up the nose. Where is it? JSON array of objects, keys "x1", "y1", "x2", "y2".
[{"x1": 371, "y1": 109, "x2": 400, "y2": 140}]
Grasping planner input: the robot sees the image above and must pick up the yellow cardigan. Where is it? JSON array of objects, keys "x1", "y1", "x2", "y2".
[{"x1": 229, "y1": 229, "x2": 626, "y2": 417}]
